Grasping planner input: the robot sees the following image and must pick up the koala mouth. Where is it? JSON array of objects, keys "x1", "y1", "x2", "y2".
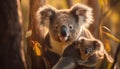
[{"x1": 59, "y1": 36, "x2": 69, "y2": 42}]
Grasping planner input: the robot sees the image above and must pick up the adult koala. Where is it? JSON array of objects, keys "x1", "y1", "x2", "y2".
[{"x1": 37, "y1": 3, "x2": 93, "y2": 68}]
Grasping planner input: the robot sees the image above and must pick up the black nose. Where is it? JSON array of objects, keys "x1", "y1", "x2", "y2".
[{"x1": 60, "y1": 25, "x2": 67, "y2": 37}]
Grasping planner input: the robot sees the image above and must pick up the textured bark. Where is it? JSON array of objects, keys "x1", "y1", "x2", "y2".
[
  {"x1": 27, "y1": 0, "x2": 46, "y2": 69},
  {"x1": 66, "y1": 0, "x2": 73, "y2": 8},
  {"x1": 29, "y1": 0, "x2": 46, "y2": 42},
  {"x1": 0, "y1": 0, "x2": 25, "y2": 69}
]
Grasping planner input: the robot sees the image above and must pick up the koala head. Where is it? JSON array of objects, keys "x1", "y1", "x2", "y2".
[
  {"x1": 75, "y1": 37, "x2": 113, "y2": 67},
  {"x1": 75, "y1": 37, "x2": 101, "y2": 61},
  {"x1": 37, "y1": 4, "x2": 93, "y2": 43}
]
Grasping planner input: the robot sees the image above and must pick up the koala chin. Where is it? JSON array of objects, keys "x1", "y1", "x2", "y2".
[{"x1": 37, "y1": 3, "x2": 93, "y2": 56}]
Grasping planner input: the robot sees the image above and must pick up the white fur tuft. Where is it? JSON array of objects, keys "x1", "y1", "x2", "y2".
[
  {"x1": 70, "y1": 3, "x2": 93, "y2": 28},
  {"x1": 36, "y1": 5, "x2": 56, "y2": 27}
]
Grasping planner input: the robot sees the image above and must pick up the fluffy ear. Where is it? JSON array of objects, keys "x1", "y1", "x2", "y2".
[
  {"x1": 37, "y1": 5, "x2": 56, "y2": 26},
  {"x1": 70, "y1": 3, "x2": 93, "y2": 27}
]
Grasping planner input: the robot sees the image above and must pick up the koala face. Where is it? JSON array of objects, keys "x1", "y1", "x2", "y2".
[
  {"x1": 49, "y1": 12, "x2": 80, "y2": 43},
  {"x1": 75, "y1": 37, "x2": 113, "y2": 67},
  {"x1": 37, "y1": 3, "x2": 93, "y2": 43},
  {"x1": 75, "y1": 37, "x2": 100, "y2": 61}
]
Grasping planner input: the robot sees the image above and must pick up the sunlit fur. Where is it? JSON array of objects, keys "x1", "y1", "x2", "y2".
[
  {"x1": 70, "y1": 3, "x2": 93, "y2": 28},
  {"x1": 37, "y1": 3, "x2": 93, "y2": 56},
  {"x1": 78, "y1": 37, "x2": 114, "y2": 63},
  {"x1": 52, "y1": 36, "x2": 113, "y2": 69}
]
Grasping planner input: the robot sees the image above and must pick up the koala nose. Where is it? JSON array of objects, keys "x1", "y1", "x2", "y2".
[{"x1": 60, "y1": 25, "x2": 67, "y2": 37}]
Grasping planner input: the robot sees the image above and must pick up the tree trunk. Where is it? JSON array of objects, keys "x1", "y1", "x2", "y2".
[
  {"x1": 66, "y1": 0, "x2": 73, "y2": 8},
  {"x1": 27, "y1": 0, "x2": 46, "y2": 69},
  {"x1": 0, "y1": 0, "x2": 25, "y2": 69},
  {"x1": 29, "y1": 0, "x2": 46, "y2": 42}
]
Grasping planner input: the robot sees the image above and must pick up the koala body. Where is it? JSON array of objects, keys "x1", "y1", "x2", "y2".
[
  {"x1": 52, "y1": 37, "x2": 113, "y2": 69},
  {"x1": 37, "y1": 3, "x2": 93, "y2": 56}
]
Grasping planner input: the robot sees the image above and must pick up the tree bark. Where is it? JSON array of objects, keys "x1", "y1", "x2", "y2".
[
  {"x1": 27, "y1": 0, "x2": 46, "y2": 69},
  {"x1": 29, "y1": 0, "x2": 46, "y2": 42},
  {"x1": 0, "y1": 0, "x2": 25, "y2": 69},
  {"x1": 66, "y1": 0, "x2": 73, "y2": 8}
]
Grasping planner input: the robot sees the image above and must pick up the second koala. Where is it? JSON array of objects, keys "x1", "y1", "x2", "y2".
[{"x1": 52, "y1": 37, "x2": 113, "y2": 69}]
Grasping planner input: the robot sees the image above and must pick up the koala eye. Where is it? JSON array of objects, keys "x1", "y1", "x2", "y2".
[
  {"x1": 85, "y1": 48, "x2": 89, "y2": 54},
  {"x1": 85, "y1": 48, "x2": 92, "y2": 55},
  {"x1": 69, "y1": 24, "x2": 73, "y2": 30}
]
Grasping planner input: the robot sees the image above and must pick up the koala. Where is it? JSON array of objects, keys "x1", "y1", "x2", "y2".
[
  {"x1": 52, "y1": 37, "x2": 114, "y2": 69},
  {"x1": 37, "y1": 3, "x2": 93, "y2": 56},
  {"x1": 36, "y1": 3, "x2": 94, "y2": 68}
]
